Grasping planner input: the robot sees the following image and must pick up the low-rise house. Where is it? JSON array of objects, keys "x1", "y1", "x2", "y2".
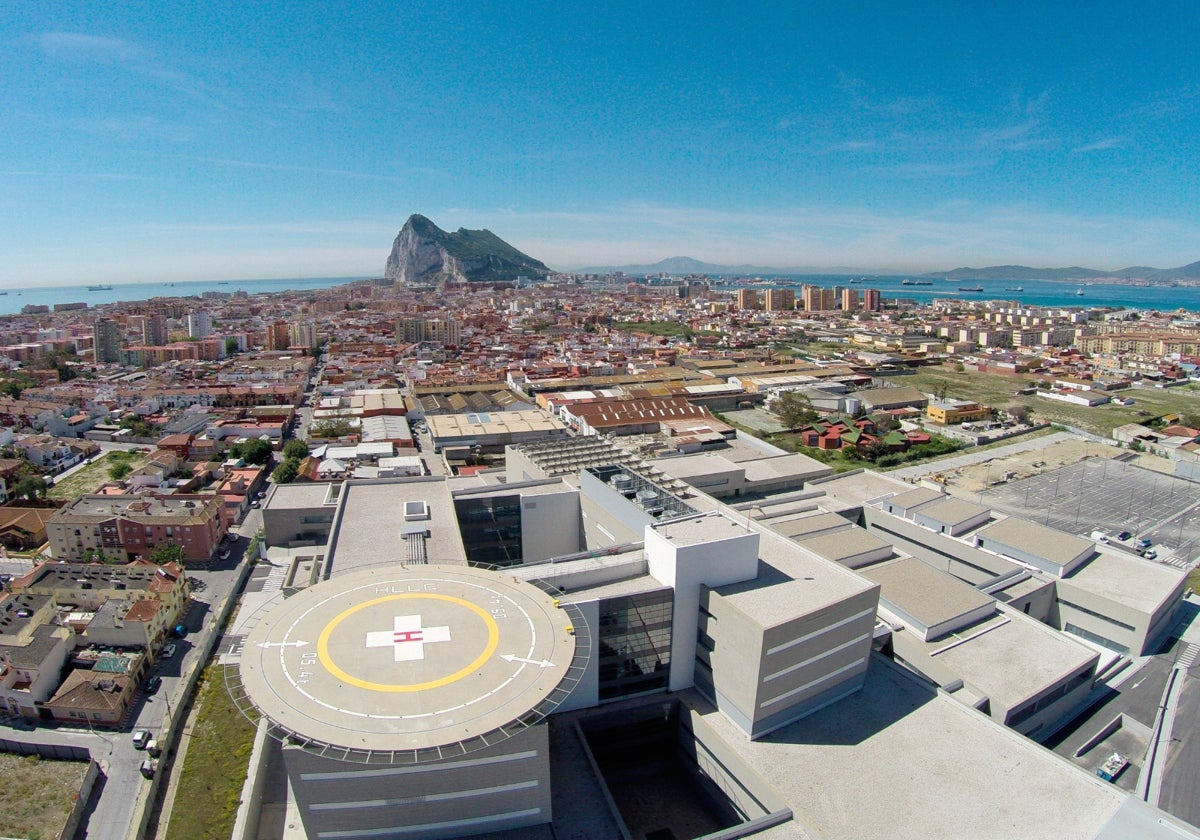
[
  {"x1": 0, "y1": 507, "x2": 57, "y2": 550},
  {"x1": 10, "y1": 560, "x2": 188, "y2": 630},
  {"x1": 0, "y1": 593, "x2": 74, "y2": 718}
]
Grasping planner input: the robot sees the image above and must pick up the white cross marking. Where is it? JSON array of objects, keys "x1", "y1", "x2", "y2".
[{"x1": 364, "y1": 615, "x2": 452, "y2": 662}]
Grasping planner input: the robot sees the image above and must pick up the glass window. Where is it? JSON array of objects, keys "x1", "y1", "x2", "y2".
[{"x1": 597, "y1": 590, "x2": 673, "y2": 701}]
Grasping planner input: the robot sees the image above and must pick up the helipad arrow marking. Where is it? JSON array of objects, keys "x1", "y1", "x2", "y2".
[
  {"x1": 501, "y1": 654, "x2": 554, "y2": 668},
  {"x1": 258, "y1": 640, "x2": 309, "y2": 649}
]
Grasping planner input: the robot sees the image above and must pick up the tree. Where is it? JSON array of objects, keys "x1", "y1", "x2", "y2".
[
  {"x1": 283, "y1": 439, "x2": 309, "y2": 460},
  {"x1": 225, "y1": 337, "x2": 240, "y2": 357},
  {"x1": 148, "y1": 543, "x2": 185, "y2": 566},
  {"x1": 108, "y1": 462, "x2": 133, "y2": 481},
  {"x1": 272, "y1": 458, "x2": 299, "y2": 484},
  {"x1": 771, "y1": 391, "x2": 819, "y2": 428},
  {"x1": 119, "y1": 415, "x2": 158, "y2": 438},
  {"x1": 12, "y1": 476, "x2": 48, "y2": 502},
  {"x1": 311, "y1": 419, "x2": 355, "y2": 439},
  {"x1": 229, "y1": 438, "x2": 273, "y2": 465},
  {"x1": 1, "y1": 380, "x2": 24, "y2": 398}
]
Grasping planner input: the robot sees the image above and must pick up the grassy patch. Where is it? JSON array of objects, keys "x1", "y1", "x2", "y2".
[
  {"x1": 903, "y1": 366, "x2": 1200, "y2": 437},
  {"x1": 1188, "y1": 566, "x2": 1200, "y2": 596},
  {"x1": 164, "y1": 665, "x2": 257, "y2": 840},
  {"x1": 0, "y1": 753, "x2": 89, "y2": 840},
  {"x1": 48, "y1": 451, "x2": 149, "y2": 501},
  {"x1": 612, "y1": 321, "x2": 719, "y2": 339}
]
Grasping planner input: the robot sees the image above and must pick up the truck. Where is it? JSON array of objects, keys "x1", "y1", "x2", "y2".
[{"x1": 1097, "y1": 752, "x2": 1128, "y2": 782}]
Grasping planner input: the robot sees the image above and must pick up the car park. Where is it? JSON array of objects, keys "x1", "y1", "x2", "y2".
[{"x1": 133, "y1": 729, "x2": 152, "y2": 749}]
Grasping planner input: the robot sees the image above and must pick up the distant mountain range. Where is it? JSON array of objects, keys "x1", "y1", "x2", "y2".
[
  {"x1": 924, "y1": 262, "x2": 1200, "y2": 281},
  {"x1": 575, "y1": 256, "x2": 1200, "y2": 283},
  {"x1": 576, "y1": 256, "x2": 795, "y2": 276}
]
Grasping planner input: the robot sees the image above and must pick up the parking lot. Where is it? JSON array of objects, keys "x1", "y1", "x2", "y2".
[{"x1": 980, "y1": 457, "x2": 1200, "y2": 568}]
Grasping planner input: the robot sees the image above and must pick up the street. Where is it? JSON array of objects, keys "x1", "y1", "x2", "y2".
[{"x1": 1, "y1": 513, "x2": 260, "y2": 840}]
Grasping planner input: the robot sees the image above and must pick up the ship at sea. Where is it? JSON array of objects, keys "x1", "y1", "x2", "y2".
[
  {"x1": 87, "y1": 284, "x2": 114, "y2": 291},
  {"x1": 958, "y1": 285, "x2": 984, "y2": 292},
  {"x1": 1004, "y1": 286, "x2": 1024, "y2": 292},
  {"x1": 901, "y1": 279, "x2": 933, "y2": 286}
]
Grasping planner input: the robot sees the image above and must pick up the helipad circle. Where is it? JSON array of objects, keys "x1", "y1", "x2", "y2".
[
  {"x1": 316, "y1": 593, "x2": 500, "y2": 692},
  {"x1": 239, "y1": 565, "x2": 578, "y2": 755}
]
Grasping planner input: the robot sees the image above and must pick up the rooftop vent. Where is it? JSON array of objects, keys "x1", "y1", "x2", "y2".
[{"x1": 403, "y1": 500, "x2": 430, "y2": 522}]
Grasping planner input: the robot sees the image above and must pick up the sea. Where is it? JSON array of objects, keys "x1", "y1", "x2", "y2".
[
  {"x1": 1, "y1": 273, "x2": 1198, "y2": 316},
  {"x1": 0, "y1": 276, "x2": 368, "y2": 316}
]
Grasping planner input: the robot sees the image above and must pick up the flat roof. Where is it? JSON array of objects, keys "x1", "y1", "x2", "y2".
[
  {"x1": 684, "y1": 658, "x2": 1129, "y2": 840},
  {"x1": 653, "y1": 452, "x2": 742, "y2": 480},
  {"x1": 263, "y1": 481, "x2": 336, "y2": 510},
  {"x1": 239, "y1": 565, "x2": 578, "y2": 759},
  {"x1": 1064, "y1": 550, "x2": 1187, "y2": 613},
  {"x1": 916, "y1": 497, "x2": 991, "y2": 527},
  {"x1": 860, "y1": 555, "x2": 994, "y2": 630},
  {"x1": 711, "y1": 526, "x2": 879, "y2": 627},
  {"x1": 806, "y1": 469, "x2": 912, "y2": 509},
  {"x1": 975, "y1": 516, "x2": 1094, "y2": 568},
  {"x1": 327, "y1": 479, "x2": 467, "y2": 574},
  {"x1": 428, "y1": 409, "x2": 566, "y2": 438},
  {"x1": 927, "y1": 610, "x2": 1098, "y2": 711},
  {"x1": 740, "y1": 453, "x2": 833, "y2": 483},
  {"x1": 886, "y1": 486, "x2": 944, "y2": 510},
  {"x1": 798, "y1": 529, "x2": 892, "y2": 563},
  {"x1": 767, "y1": 511, "x2": 855, "y2": 539}
]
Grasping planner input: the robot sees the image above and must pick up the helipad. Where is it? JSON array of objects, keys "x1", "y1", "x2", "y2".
[{"x1": 239, "y1": 565, "x2": 580, "y2": 758}]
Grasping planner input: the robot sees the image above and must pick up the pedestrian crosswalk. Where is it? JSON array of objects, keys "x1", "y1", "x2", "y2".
[
  {"x1": 262, "y1": 564, "x2": 288, "y2": 593},
  {"x1": 1177, "y1": 643, "x2": 1199, "y2": 671}
]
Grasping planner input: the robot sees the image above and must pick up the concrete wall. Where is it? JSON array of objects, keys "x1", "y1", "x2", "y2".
[
  {"x1": 556, "y1": 599, "x2": 600, "y2": 713},
  {"x1": 579, "y1": 470, "x2": 652, "y2": 547},
  {"x1": 644, "y1": 522, "x2": 760, "y2": 693},
  {"x1": 1054, "y1": 576, "x2": 1186, "y2": 656},
  {"x1": 749, "y1": 588, "x2": 878, "y2": 738},
  {"x1": 678, "y1": 706, "x2": 791, "y2": 821},
  {"x1": 283, "y1": 725, "x2": 552, "y2": 840},
  {"x1": 520, "y1": 489, "x2": 582, "y2": 562},
  {"x1": 263, "y1": 506, "x2": 335, "y2": 549}
]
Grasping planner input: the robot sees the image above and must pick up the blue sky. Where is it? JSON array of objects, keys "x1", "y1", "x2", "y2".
[{"x1": 2, "y1": 2, "x2": 1199, "y2": 286}]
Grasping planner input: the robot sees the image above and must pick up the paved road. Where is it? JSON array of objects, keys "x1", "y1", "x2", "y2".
[
  {"x1": 886, "y1": 431, "x2": 1081, "y2": 480},
  {"x1": 1, "y1": 532, "x2": 252, "y2": 840}
]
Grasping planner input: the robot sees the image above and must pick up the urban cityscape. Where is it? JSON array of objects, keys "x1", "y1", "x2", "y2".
[{"x1": 4, "y1": 4, "x2": 1200, "y2": 840}]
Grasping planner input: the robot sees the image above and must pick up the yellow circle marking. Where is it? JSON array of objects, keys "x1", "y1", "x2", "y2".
[{"x1": 316, "y1": 593, "x2": 499, "y2": 693}]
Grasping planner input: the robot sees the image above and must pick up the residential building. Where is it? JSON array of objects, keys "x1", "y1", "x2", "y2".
[
  {"x1": 45, "y1": 495, "x2": 223, "y2": 564},
  {"x1": 763, "y1": 288, "x2": 794, "y2": 311},
  {"x1": 187, "y1": 310, "x2": 213, "y2": 339},
  {"x1": 93, "y1": 318, "x2": 122, "y2": 364}
]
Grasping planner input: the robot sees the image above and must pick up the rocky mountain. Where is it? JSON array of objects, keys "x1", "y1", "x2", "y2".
[{"x1": 384, "y1": 215, "x2": 549, "y2": 286}]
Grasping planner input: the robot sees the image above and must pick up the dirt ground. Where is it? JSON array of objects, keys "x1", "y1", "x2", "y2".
[
  {"x1": 939, "y1": 438, "x2": 1158, "y2": 494},
  {"x1": 0, "y1": 752, "x2": 89, "y2": 840}
]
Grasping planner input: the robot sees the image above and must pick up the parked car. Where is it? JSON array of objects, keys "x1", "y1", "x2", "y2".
[
  {"x1": 161, "y1": 643, "x2": 177, "y2": 659},
  {"x1": 133, "y1": 729, "x2": 152, "y2": 749},
  {"x1": 140, "y1": 758, "x2": 158, "y2": 778},
  {"x1": 143, "y1": 675, "x2": 162, "y2": 695},
  {"x1": 1117, "y1": 531, "x2": 1132, "y2": 541}
]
